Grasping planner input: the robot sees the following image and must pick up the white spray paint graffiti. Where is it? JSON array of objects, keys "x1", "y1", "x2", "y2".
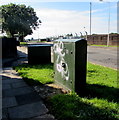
[{"x1": 54, "y1": 41, "x2": 69, "y2": 81}]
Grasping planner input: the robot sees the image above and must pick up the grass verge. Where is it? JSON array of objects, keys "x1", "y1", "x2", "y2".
[
  {"x1": 20, "y1": 42, "x2": 28, "y2": 45},
  {"x1": 48, "y1": 92, "x2": 118, "y2": 120},
  {"x1": 14, "y1": 64, "x2": 54, "y2": 84},
  {"x1": 48, "y1": 63, "x2": 119, "y2": 120},
  {"x1": 14, "y1": 62, "x2": 119, "y2": 120},
  {"x1": 90, "y1": 44, "x2": 119, "y2": 47},
  {"x1": 87, "y1": 62, "x2": 118, "y2": 88}
]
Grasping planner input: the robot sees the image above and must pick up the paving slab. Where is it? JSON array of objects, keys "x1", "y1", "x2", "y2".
[
  {"x1": 2, "y1": 57, "x2": 55, "y2": 119},
  {"x1": 2, "y1": 76, "x2": 12, "y2": 80},
  {"x1": 2, "y1": 67, "x2": 13, "y2": 70},
  {"x1": 2, "y1": 97, "x2": 18, "y2": 108},
  {"x1": 2, "y1": 84, "x2": 11, "y2": 90},
  {"x1": 0, "y1": 111, "x2": 1, "y2": 120},
  {"x1": 2, "y1": 108, "x2": 8, "y2": 120},
  {"x1": 8, "y1": 102, "x2": 48, "y2": 119},
  {"x1": 11, "y1": 81, "x2": 28, "y2": 88},
  {"x1": 2, "y1": 79, "x2": 23, "y2": 84},
  {"x1": 30, "y1": 114, "x2": 55, "y2": 120},
  {"x1": 0, "y1": 98, "x2": 2, "y2": 108},
  {"x1": 1, "y1": 73, "x2": 22, "y2": 79},
  {"x1": 15, "y1": 92, "x2": 42, "y2": 105},
  {"x1": 0, "y1": 92, "x2": 1, "y2": 99},
  {"x1": 0, "y1": 80, "x2": 1, "y2": 93},
  {"x1": 3, "y1": 86, "x2": 33, "y2": 97}
]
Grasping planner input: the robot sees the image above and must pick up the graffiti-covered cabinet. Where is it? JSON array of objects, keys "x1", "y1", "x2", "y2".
[{"x1": 53, "y1": 39, "x2": 87, "y2": 93}]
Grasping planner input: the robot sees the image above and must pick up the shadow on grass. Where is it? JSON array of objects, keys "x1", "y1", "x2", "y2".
[
  {"x1": 87, "y1": 69, "x2": 99, "y2": 77},
  {"x1": 48, "y1": 94, "x2": 118, "y2": 120},
  {"x1": 78, "y1": 84, "x2": 119, "y2": 103},
  {"x1": 15, "y1": 63, "x2": 54, "y2": 70},
  {"x1": 23, "y1": 77, "x2": 54, "y2": 86}
]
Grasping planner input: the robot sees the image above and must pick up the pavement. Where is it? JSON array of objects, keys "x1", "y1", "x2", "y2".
[{"x1": 1, "y1": 46, "x2": 56, "y2": 120}]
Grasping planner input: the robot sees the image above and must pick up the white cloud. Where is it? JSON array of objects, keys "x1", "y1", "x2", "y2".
[
  {"x1": 25, "y1": 8, "x2": 116, "y2": 39},
  {"x1": 26, "y1": 9, "x2": 90, "y2": 39}
]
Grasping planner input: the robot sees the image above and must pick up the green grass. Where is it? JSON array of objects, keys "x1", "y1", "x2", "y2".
[
  {"x1": 48, "y1": 63, "x2": 119, "y2": 120},
  {"x1": 49, "y1": 93, "x2": 119, "y2": 120},
  {"x1": 87, "y1": 62, "x2": 118, "y2": 88},
  {"x1": 90, "y1": 44, "x2": 119, "y2": 47},
  {"x1": 14, "y1": 64, "x2": 54, "y2": 84},
  {"x1": 14, "y1": 62, "x2": 119, "y2": 120},
  {"x1": 20, "y1": 42, "x2": 28, "y2": 45}
]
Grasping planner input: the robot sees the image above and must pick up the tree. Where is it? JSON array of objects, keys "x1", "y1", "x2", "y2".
[{"x1": 1, "y1": 3, "x2": 41, "y2": 41}]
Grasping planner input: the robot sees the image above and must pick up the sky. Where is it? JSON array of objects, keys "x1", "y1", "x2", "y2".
[{"x1": 1, "y1": 0, "x2": 118, "y2": 39}]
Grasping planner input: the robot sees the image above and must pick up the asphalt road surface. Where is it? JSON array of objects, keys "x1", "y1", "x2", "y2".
[{"x1": 87, "y1": 46, "x2": 118, "y2": 70}]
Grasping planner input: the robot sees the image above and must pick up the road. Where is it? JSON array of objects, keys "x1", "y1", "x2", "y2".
[
  {"x1": 17, "y1": 45, "x2": 118, "y2": 70},
  {"x1": 87, "y1": 46, "x2": 118, "y2": 70}
]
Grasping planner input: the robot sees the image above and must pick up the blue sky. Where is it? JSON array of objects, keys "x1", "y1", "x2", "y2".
[{"x1": 1, "y1": 0, "x2": 118, "y2": 39}]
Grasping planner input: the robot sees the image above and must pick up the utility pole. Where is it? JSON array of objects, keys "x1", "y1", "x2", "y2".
[
  {"x1": 107, "y1": 2, "x2": 110, "y2": 46},
  {"x1": 90, "y1": 2, "x2": 92, "y2": 36},
  {"x1": 99, "y1": 0, "x2": 110, "y2": 47}
]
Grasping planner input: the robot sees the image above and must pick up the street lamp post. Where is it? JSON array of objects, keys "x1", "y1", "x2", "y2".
[
  {"x1": 99, "y1": 0, "x2": 110, "y2": 47},
  {"x1": 107, "y1": 2, "x2": 110, "y2": 47},
  {"x1": 90, "y1": 2, "x2": 92, "y2": 36}
]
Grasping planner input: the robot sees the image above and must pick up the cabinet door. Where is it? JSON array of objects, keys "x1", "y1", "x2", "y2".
[{"x1": 54, "y1": 41, "x2": 75, "y2": 91}]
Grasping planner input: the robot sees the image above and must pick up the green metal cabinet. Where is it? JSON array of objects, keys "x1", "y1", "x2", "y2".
[
  {"x1": 53, "y1": 39, "x2": 87, "y2": 93},
  {"x1": 28, "y1": 44, "x2": 52, "y2": 64}
]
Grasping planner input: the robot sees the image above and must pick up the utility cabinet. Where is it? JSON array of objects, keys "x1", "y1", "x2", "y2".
[
  {"x1": 28, "y1": 44, "x2": 52, "y2": 64},
  {"x1": 53, "y1": 39, "x2": 87, "y2": 93}
]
